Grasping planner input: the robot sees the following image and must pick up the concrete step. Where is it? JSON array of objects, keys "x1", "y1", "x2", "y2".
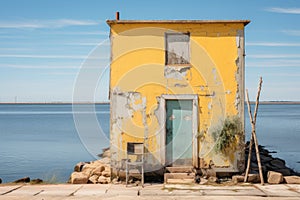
[
  {"x1": 164, "y1": 173, "x2": 195, "y2": 184},
  {"x1": 166, "y1": 166, "x2": 194, "y2": 173},
  {"x1": 166, "y1": 178, "x2": 195, "y2": 184},
  {"x1": 164, "y1": 173, "x2": 195, "y2": 179}
]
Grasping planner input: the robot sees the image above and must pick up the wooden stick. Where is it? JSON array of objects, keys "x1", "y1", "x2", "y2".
[
  {"x1": 244, "y1": 77, "x2": 262, "y2": 182},
  {"x1": 244, "y1": 126, "x2": 253, "y2": 182},
  {"x1": 253, "y1": 77, "x2": 263, "y2": 123},
  {"x1": 244, "y1": 77, "x2": 264, "y2": 185},
  {"x1": 253, "y1": 77, "x2": 264, "y2": 185},
  {"x1": 244, "y1": 90, "x2": 254, "y2": 182}
]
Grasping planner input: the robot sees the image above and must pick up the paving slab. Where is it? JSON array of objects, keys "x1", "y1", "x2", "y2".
[
  {"x1": 3, "y1": 185, "x2": 46, "y2": 196},
  {"x1": 74, "y1": 184, "x2": 108, "y2": 196},
  {"x1": 0, "y1": 185, "x2": 24, "y2": 195},
  {"x1": 38, "y1": 184, "x2": 82, "y2": 196},
  {"x1": 200, "y1": 188, "x2": 265, "y2": 196},
  {"x1": 164, "y1": 183, "x2": 255, "y2": 190},
  {"x1": 286, "y1": 184, "x2": 300, "y2": 193},
  {"x1": 255, "y1": 184, "x2": 300, "y2": 197},
  {"x1": 104, "y1": 184, "x2": 140, "y2": 197},
  {"x1": 163, "y1": 184, "x2": 265, "y2": 197},
  {"x1": 1, "y1": 184, "x2": 84, "y2": 200}
]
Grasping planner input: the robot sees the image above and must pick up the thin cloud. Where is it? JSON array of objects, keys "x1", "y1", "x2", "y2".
[
  {"x1": 282, "y1": 30, "x2": 300, "y2": 36},
  {"x1": 0, "y1": 64, "x2": 80, "y2": 69},
  {"x1": 51, "y1": 31, "x2": 108, "y2": 35},
  {"x1": 0, "y1": 47, "x2": 32, "y2": 51},
  {"x1": 247, "y1": 42, "x2": 300, "y2": 47},
  {"x1": 247, "y1": 54, "x2": 300, "y2": 59},
  {"x1": 0, "y1": 41, "x2": 108, "y2": 46},
  {"x1": 266, "y1": 7, "x2": 300, "y2": 14},
  {"x1": 64, "y1": 42, "x2": 103, "y2": 46},
  {"x1": 265, "y1": 72, "x2": 300, "y2": 77},
  {"x1": 64, "y1": 41, "x2": 110, "y2": 46},
  {"x1": 41, "y1": 72, "x2": 78, "y2": 75},
  {"x1": 0, "y1": 54, "x2": 88, "y2": 59},
  {"x1": 0, "y1": 64, "x2": 107, "y2": 69},
  {"x1": 0, "y1": 19, "x2": 99, "y2": 29},
  {"x1": 247, "y1": 59, "x2": 300, "y2": 67},
  {"x1": 0, "y1": 54, "x2": 109, "y2": 60}
]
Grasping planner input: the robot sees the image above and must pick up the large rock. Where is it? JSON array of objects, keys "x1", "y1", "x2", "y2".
[
  {"x1": 284, "y1": 176, "x2": 300, "y2": 184},
  {"x1": 101, "y1": 157, "x2": 110, "y2": 165},
  {"x1": 267, "y1": 171, "x2": 283, "y2": 184},
  {"x1": 102, "y1": 170, "x2": 111, "y2": 177},
  {"x1": 232, "y1": 175, "x2": 244, "y2": 184},
  {"x1": 14, "y1": 177, "x2": 30, "y2": 183},
  {"x1": 74, "y1": 162, "x2": 88, "y2": 172},
  {"x1": 70, "y1": 172, "x2": 89, "y2": 184},
  {"x1": 30, "y1": 179, "x2": 43, "y2": 184},
  {"x1": 270, "y1": 158, "x2": 286, "y2": 169},
  {"x1": 88, "y1": 175, "x2": 99, "y2": 184},
  {"x1": 101, "y1": 149, "x2": 111, "y2": 158},
  {"x1": 82, "y1": 163, "x2": 97, "y2": 176},
  {"x1": 98, "y1": 148, "x2": 110, "y2": 158},
  {"x1": 247, "y1": 174, "x2": 261, "y2": 183},
  {"x1": 98, "y1": 176, "x2": 110, "y2": 184},
  {"x1": 91, "y1": 165, "x2": 105, "y2": 176},
  {"x1": 208, "y1": 176, "x2": 218, "y2": 183},
  {"x1": 260, "y1": 155, "x2": 273, "y2": 163},
  {"x1": 275, "y1": 168, "x2": 291, "y2": 176}
]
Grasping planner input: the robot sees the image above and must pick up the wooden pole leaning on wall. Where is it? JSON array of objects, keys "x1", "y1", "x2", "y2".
[{"x1": 244, "y1": 77, "x2": 264, "y2": 185}]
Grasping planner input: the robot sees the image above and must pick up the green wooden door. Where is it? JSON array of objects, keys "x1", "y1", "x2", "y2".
[{"x1": 166, "y1": 100, "x2": 193, "y2": 166}]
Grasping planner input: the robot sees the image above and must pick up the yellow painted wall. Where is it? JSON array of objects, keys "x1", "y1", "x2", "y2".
[{"x1": 109, "y1": 21, "x2": 246, "y2": 172}]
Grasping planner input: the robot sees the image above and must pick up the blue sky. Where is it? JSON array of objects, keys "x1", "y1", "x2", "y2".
[{"x1": 1, "y1": 0, "x2": 300, "y2": 102}]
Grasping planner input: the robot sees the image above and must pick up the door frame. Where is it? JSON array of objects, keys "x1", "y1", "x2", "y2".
[{"x1": 160, "y1": 94, "x2": 199, "y2": 167}]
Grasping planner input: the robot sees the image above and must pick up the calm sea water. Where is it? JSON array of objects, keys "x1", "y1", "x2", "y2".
[
  {"x1": 0, "y1": 104, "x2": 110, "y2": 183},
  {"x1": 0, "y1": 103, "x2": 299, "y2": 183},
  {"x1": 245, "y1": 104, "x2": 300, "y2": 172}
]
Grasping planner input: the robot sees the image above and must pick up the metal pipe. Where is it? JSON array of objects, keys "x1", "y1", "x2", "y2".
[{"x1": 116, "y1": 12, "x2": 120, "y2": 20}]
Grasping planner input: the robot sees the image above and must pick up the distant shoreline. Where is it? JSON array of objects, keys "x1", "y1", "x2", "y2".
[
  {"x1": 0, "y1": 101, "x2": 300, "y2": 105},
  {"x1": 0, "y1": 102, "x2": 110, "y2": 105},
  {"x1": 253, "y1": 101, "x2": 300, "y2": 105}
]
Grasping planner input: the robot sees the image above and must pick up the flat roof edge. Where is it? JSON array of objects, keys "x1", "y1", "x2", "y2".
[{"x1": 106, "y1": 20, "x2": 251, "y2": 26}]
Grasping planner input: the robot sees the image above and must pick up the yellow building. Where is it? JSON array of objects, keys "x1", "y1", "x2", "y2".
[{"x1": 107, "y1": 18, "x2": 250, "y2": 179}]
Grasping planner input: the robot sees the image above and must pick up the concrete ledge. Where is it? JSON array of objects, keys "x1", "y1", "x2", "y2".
[{"x1": 0, "y1": 183, "x2": 299, "y2": 200}]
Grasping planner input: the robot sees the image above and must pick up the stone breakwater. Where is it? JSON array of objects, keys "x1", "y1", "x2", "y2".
[
  {"x1": 245, "y1": 141, "x2": 299, "y2": 177},
  {"x1": 232, "y1": 142, "x2": 300, "y2": 184}
]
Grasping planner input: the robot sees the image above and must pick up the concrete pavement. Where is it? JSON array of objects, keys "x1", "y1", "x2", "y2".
[{"x1": 0, "y1": 183, "x2": 299, "y2": 200}]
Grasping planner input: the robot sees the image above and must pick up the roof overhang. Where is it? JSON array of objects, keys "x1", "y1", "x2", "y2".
[{"x1": 106, "y1": 20, "x2": 251, "y2": 26}]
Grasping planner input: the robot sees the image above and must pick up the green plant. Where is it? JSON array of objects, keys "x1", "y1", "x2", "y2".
[{"x1": 212, "y1": 116, "x2": 242, "y2": 153}]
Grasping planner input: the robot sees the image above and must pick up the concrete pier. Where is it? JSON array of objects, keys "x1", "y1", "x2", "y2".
[{"x1": 0, "y1": 183, "x2": 299, "y2": 200}]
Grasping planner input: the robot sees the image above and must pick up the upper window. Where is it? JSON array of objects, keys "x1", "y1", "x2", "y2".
[{"x1": 165, "y1": 33, "x2": 190, "y2": 65}]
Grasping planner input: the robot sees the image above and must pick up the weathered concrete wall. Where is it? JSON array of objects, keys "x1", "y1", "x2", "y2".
[{"x1": 108, "y1": 22, "x2": 246, "y2": 174}]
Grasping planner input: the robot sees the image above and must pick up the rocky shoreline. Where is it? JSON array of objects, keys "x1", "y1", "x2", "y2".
[
  {"x1": 69, "y1": 157, "x2": 111, "y2": 184},
  {"x1": 68, "y1": 142, "x2": 300, "y2": 185},
  {"x1": 244, "y1": 141, "x2": 300, "y2": 177},
  {"x1": 232, "y1": 141, "x2": 300, "y2": 184}
]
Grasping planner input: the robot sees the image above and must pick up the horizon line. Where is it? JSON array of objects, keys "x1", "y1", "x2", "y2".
[{"x1": 1, "y1": 101, "x2": 300, "y2": 105}]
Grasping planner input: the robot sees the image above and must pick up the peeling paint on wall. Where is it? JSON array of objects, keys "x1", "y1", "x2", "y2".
[{"x1": 164, "y1": 65, "x2": 191, "y2": 80}]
